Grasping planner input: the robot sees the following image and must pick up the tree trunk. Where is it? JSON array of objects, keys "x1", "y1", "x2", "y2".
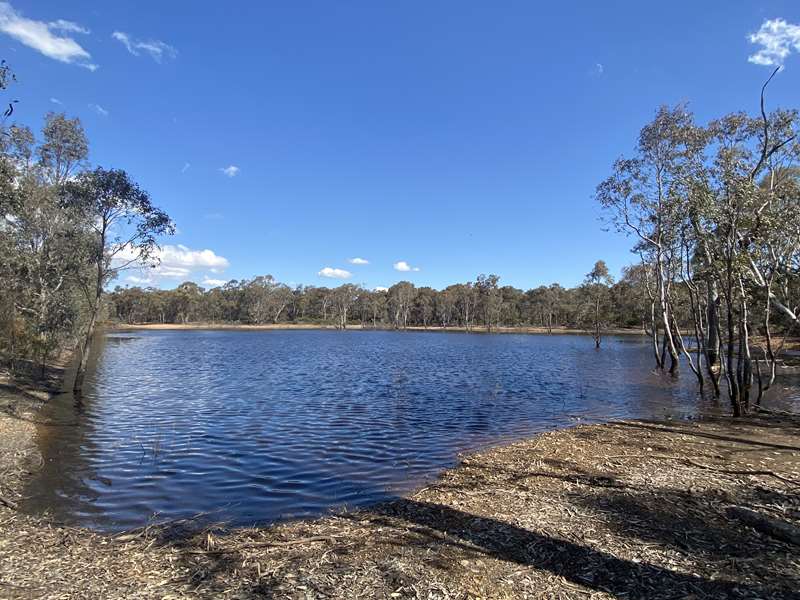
[{"x1": 73, "y1": 306, "x2": 97, "y2": 393}]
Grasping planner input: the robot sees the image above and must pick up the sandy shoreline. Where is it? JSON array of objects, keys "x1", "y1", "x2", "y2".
[
  {"x1": 114, "y1": 322, "x2": 648, "y2": 336},
  {"x1": 1, "y1": 378, "x2": 799, "y2": 598}
]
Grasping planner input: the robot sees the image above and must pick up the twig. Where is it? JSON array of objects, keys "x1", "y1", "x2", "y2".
[
  {"x1": 0, "y1": 495, "x2": 19, "y2": 510},
  {"x1": 605, "y1": 454, "x2": 800, "y2": 487},
  {"x1": 183, "y1": 535, "x2": 340, "y2": 555}
]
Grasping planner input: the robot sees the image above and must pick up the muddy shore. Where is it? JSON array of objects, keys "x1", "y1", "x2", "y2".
[{"x1": 1, "y1": 382, "x2": 799, "y2": 599}]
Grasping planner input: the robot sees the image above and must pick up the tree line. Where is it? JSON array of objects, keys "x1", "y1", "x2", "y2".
[{"x1": 106, "y1": 262, "x2": 635, "y2": 336}]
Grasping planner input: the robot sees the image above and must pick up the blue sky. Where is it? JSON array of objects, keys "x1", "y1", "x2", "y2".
[{"x1": 3, "y1": 2, "x2": 800, "y2": 291}]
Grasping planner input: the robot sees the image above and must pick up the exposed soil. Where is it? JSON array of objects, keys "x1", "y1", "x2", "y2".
[{"x1": 1, "y1": 384, "x2": 799, "y2": 599}]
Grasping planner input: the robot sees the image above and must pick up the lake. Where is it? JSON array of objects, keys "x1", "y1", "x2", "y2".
[{"x1": 21, "y1": 329, "x2": 798, "y2": 531}]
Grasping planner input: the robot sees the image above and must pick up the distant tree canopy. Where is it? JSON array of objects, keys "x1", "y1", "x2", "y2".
[{"x1": 105, "y1": 268, "x2": 652, "y2": 335}]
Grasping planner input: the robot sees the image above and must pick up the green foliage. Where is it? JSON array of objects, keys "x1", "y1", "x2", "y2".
[{"x1": 0, "y1": 68, "x2": 173, "y2": 379}]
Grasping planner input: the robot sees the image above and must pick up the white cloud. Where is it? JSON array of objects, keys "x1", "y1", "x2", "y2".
[
  {"x1": 348, "y1": 257, "x2": 369, "y2": 265},
  {"x1": 112, "y1": 31, "x2": 177, "y2": 63},
  {"x1": 219, "y1": 165, "x2": 240, "y2": 178},
  {"x1": 48, "y1": 19, "x2": 89, "y2": 35},
  {"x1": 594, "y1": 63, "x2": 604, "y2": 76},
  {"x1": 119, "y1": 244, "x2": 230, "y2": 285},
  {"x1": 88, "y1": 103, "x2": 108, "y2": 117},
  {"x1": 49, "y1": 97, "x2": 62, "y2": 105},
  {"x1": 393, "y1": 260, "x2": 420, "y2": 272},
  {"x1": 0, "y1": 3, "x2": 96, "y2": 70},
  {"x1": 748, "y1": 18, "x2": 800, "y2": 66},
  {"x1": 318, "y1": 267, "x2": 352, "y2": 279},
  {"x1": 124, "y1": 275, "x2": 153, "y2": 286},
  {"x1": 202, "y1": 276, "x2": 227, "y2": 288},
  {"x1": 181, "y1": 162, "x2": 190, "y2": 173},
  {"x1": 374, "y1": 286, "x2": 389, "y2": 292}
]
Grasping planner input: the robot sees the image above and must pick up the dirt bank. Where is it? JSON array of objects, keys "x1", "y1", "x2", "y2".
[{"x1": 1, "y1": 397, "x2": 799, "y2": 598}]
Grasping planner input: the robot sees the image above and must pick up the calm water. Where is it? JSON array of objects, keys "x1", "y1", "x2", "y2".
[{"x1": 21, "y1": 330, "x2": 800, "y2": 531}]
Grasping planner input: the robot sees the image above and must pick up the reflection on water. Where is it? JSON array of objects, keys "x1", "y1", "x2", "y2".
[{"x1": 22, "y1": 330, "x2": 800, "y2": 531}]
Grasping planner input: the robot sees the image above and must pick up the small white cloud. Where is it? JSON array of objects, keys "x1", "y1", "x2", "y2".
[
  {"x1": 88, "y1": 103, "x2": 108, "y2": 117},
  {"x1": 0, "y1": 3, "x2": 97, "y2": 70},
  {"x1": 374, "y1": 286, "x2": 389, "y2": 292},
  {"x1": 318, "y1": 267, "x2": 352, "y2": 279},
  {"x1": 181, "y1": 162, "x2": 190, "y2": 173},
  {"x1": 48, "y1": 19, "x2": 89, "y2": 35},
  {"x1": 594, "y1": 63, "x2": 604, "y2": 76},
  {"x1": 118, "y1": 244, "x2": 230, "y2": 284},
  {"x1": 393, "y1": 260, "x2": 420, "y2": 272},
  {"x1": 112, "y1": 31, "x2": 177, "y2": 63},
  {"x1": 202, "y1": 276, "x2": 227, "y2": 288},
  {"x1": 49, "y1": 97, "x2": 62, "y2": 105},
  {"x1": 748, "y1": 18, "x2": 800, "y2": 66},
  {"x1": 219, "y1": 165, "x2": 240, "y2": 178},
  {"x1": 125, "y1": 275, "x2": 152, "y2": 286},
  {"x1": 348, "y1": 257, "x2": 369, "y2": 265}
]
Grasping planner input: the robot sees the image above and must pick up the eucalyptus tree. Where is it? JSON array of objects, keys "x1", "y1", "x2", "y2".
[
  {"x1": 1, "y1": 115, "x2": 89, "y2": 374},
  {"x1": 437, "y1": 287, "x2": 457, "y2": 328},
  {"x1": 414, "y1": 287, "x2": 437, "y2": 328},
  {"x1": 367, "y1": 289, "x2": 388, "y2": 328},
  {"x1": 242, "y1": 276, "x2": 293, "y2": 324},
  {"x1": 476, "y1": 274, "x2": 502, "y2": 331},
  {"x1": 452, "y1": 283, "x2": 477, "y2": 331},
  {"x1": 63, "y1": 167, "x2": 174, "y2": 392},
  {"x1": 289, "y1": 285, "x2": 308, "y2": 321},
  {"x1": 331, "y1": 284, "x2": 361, "y2": 329},
  {"x1": 38, "y1": 113, "x2": 88, "y2": 186},
  {"x1": 172, "y1": 282, "x2": 203, "y2": 323},
  {"x1": 597, "y1": 105, "x2": 706, "y2": 373},
  {"x1": 581, "y1": 261, "x2": 613, "y2": 348},
  {"x1": 388, "y1": 281, "x2": 415, "y2": 329},
  {"x1": 596, "y1": 72, "x2": 800, "y2": 415},
  {"x1": 693, "y1": 103, "x2": 799, "y2": 413}
]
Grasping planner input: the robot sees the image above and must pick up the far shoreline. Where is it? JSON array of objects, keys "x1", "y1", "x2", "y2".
[{"x1": 110, "y1": 322, "x2": 648, "y2": 336}]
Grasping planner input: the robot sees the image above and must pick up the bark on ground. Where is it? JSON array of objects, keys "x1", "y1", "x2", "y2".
[{"x1": 1, "y1": 390, "x2": 799, "y2": 599}]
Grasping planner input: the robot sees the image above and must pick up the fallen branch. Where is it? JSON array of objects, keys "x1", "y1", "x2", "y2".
[
  {"x1": 184, "y1": 535, "x2": 340, "y2": 555},
  {"x1": 753, "y1": 406, "x2": 800, "y2": 418},
  {"x1": 0, "y1": 495, "x2": 19, "y2": 510},
  {"x1": 605, "y1": 454, "x2": 800, "y2": 487},
  {"x1": 727, "y1": 506, "x2": 800, "y2": 546}
]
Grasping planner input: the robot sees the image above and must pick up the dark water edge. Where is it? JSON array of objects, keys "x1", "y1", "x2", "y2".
[{"x1": 21, "y1": 330, "x2": 800, "y2": 532}]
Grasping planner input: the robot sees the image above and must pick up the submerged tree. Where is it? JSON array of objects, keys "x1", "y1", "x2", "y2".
[
  {"x1": 596, "y1": 70, "x2": 800, "y2": 415},
  {"x1": 581, "y1": 261, "x2": 613, "y2": 348}
]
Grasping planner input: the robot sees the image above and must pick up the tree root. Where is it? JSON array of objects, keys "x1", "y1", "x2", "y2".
[
  {"x1": 727, "y1": 506, "x2": 800, "y2": 546},
  {"x1": 606, "y1": 454, "x2": 800, "y2": 487}
]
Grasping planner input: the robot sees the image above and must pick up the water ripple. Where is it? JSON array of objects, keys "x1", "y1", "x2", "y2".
[{"x1": 21, "y1": 330, "x2": 800, "y2": 531}]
